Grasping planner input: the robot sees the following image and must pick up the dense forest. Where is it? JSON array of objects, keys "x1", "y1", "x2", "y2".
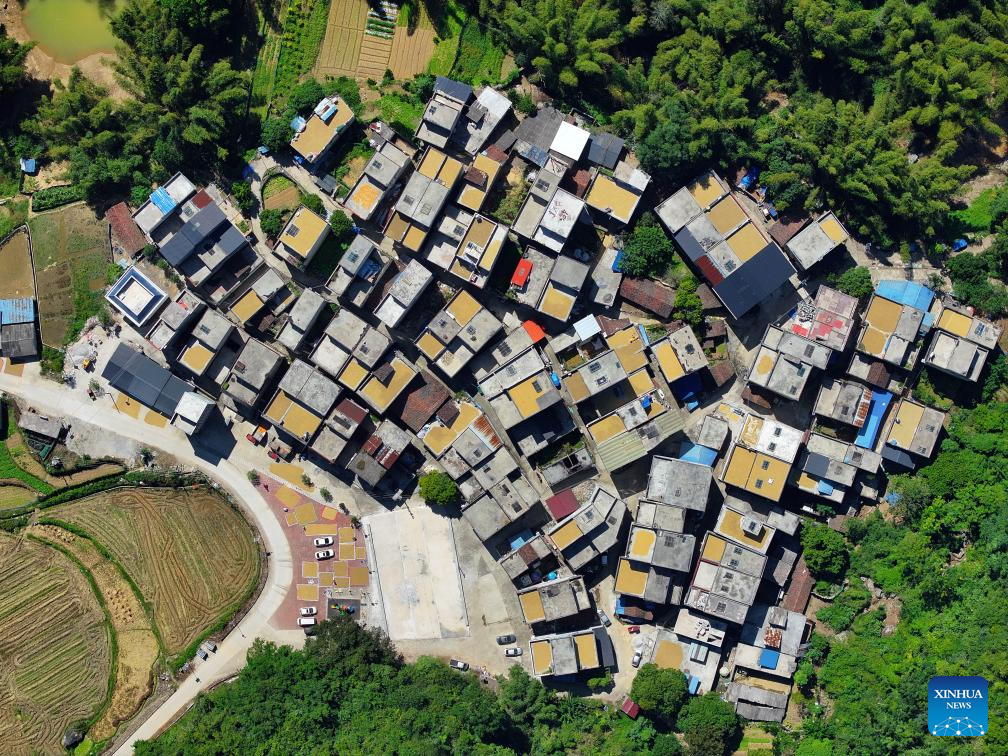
[{"x1": 135, "y1": 616, "x2": 739, "y2": 755}]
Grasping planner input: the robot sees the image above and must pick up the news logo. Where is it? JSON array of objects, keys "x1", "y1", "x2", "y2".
[{"x1": 929, "y1": 676, "x2": 987, "y2": 736}]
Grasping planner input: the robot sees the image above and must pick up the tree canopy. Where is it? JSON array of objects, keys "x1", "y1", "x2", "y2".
[
  {"x1": 629, "y1": 663, "x2": 687, "y2": 724},
  {"x1": 800, "y1": 523, "x2": 849, "y2": 581},
  {"x1": 419, "y1": 471, "x2": 460, "y2": 506}
]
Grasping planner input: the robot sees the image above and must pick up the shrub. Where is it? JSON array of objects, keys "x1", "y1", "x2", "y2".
[
  {"x1": 801, "y1": 523, "x2": 849, "y2": 580},
  {"x1": 301, "y1": 473, "x2": 313, "y2": 487},
  {"x1": 418, "y1": 471, "x2": 459, "y2": 506},
  {"x1": 621, "y1": 212, "x2": 672, "y2": 277},
  {"x1": 828, "y1": 266, "x2": 873, "y2": 298},
  {"x1": 32, "y1": 184, "x2": 85, "y2": 211},
  {"x1": 329, "y1": 211, "x2": 352, "y2": 238},
  {"x1": 816, "y1": 584, "x2": 871, "y2": 632},
  {"x1": 673, "y1": 274, "x2": 703, "y2": 327},
  {"x1": 260, "y1": 209, "x2": 285, "y2": 238},
  {"x1": 320, "y1": 487, "x2": 332, "y2": 502},
  {"x1": 231, "y1": 181, "x2": 255, "y2": 214},
  {"x1": 247, "y1": 470, "x2": 261, "y2": 486},
  {"x1": 300, "y1": 192, "x2": 325, "y2": 217}
]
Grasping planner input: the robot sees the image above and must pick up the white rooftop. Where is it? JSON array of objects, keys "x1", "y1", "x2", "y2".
[{"x1": 550, "y1": 121, "x2": 590, "y2": 163}]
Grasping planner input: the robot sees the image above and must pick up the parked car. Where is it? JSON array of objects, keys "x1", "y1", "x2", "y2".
[
  {"x1": 316, "y1": 549, "x2": 334, "y2": 560},
  {"x1": 201, "y1": 640, "x2": 217, "y2": 653},
  {"x1": 597, "y1": 608, "x2": 612, "y2": 627},
  {"x1": 627, "y1": 625, "x2": 640, "y2": 634},
  {"x1": 297, "y1": 617, "x2": 316, "y2": 628},
  {"x1": 449, "y1": 659, "x2": 469, "y2": 671},
  {"x1": 497, "y1": 634, "x2": 516, "y2": 645},
  {"x1": 631, "y1": 651, "x2": 643, "y2": 668},
  {"x1": 505, "y1": 647, "x2": 523, "y2": 657},
  {"x1": 196, "y1": 648, "x2": 209, "y2": 661},
  {"x1": 313, "y1": 536, "x2": 334, "y2": 547},
  {"x1": 299, "y1": 606, "x2": 317, "y2": 617}
]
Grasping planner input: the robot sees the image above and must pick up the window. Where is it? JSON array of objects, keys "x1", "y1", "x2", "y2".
[
  {"x1": 773, "y1": 427, "x2": 782, "y2": 437},
  {"x1": 755, "y1": 479, "x2": 764, "y2": 489},
  {"x1": 768, "y1": 442, "x2": 777, "y2": 452},
  {"x1": 761, "y1": 460, "x2": 770, "y2": 470},
  {"x1": 532, "y1": 380, "x2": 542, "y2": 392}
]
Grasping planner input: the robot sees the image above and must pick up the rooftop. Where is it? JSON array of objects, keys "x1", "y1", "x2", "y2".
[
  {"x1": 375, "y1": 260, "x2": 433, "y2": 328},
  {"x1": 885, "y1": 399, "x2": 945, "y2": 460},
  {"x1": 651, "y1": 326, "x2": 707, "y2": 383},
  {"x1": 226, "y1": 337, "x2": 284, "y2": 406},
  {"x1": 585, "y1": 162, "x2": 650, "y2": 224},
  {"x1": 546, "y1": 484, "x2": 627, "y2": 571},
  {"x1": 517, "y1": 575, "x2": 590, "y2": 624},
  {"x1": 359, "y1": 355, "x2": 418, "y2": 413},
  {"x1": 784, "y1": 211, "x2": 849, "y2": 270},
  {"x1": 105, "y1": 267, "x2": 167, "y2": 328},
  {"x1": 279, "y1": 206, "x2": 330, "y2": 260},
  {"x1": 290, "y1": 95, "x2": 355, "y2": 163},
  {"x1": 646, "y1": 456, "x2": 713, "y2": 512},
  {"x1": 814, "y1": 378, "x2": 872, "y2": 427}
]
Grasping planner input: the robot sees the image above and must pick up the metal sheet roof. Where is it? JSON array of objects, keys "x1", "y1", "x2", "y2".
[{"x1": 712, "y1": 244, "x2": 796, "y2": 319}]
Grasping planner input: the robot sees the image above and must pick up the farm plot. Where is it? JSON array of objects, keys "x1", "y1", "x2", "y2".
[
  {"x1": 55, "y1": 487, "x2": 260, "y2": 655},
  {"x1": 314, "y1": 0, "x2": 368, "y2": 79},
  {"x1": 28, "y1": 524, "x2": 159, "y2": 742},
  {"x1": 0, "y1": 229, "x2": 35, "y2": 300},
  {"x1": 388, "y1": 25, "x2": 437, "y2": 80},
  {"x1": 28, "y1": 204, "x2": 112, "y2": 347},
  {"x1": 0, "y1": 533, "x2": 111, "y2": 755}
]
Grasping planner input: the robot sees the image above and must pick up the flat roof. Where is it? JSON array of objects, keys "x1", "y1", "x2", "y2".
[
  {"x1": 280, "y1": 206, "x2": 329, "y2": 259},
  {"x1": 785, "y1": 211, "x2": 848, "y2": 270},
  {"x1": 359, "y1": 356, "x2": 417, "y2": 412},
  {"x1": 290, "y1": 95, "x2": 355, "y2": 162},
  {"x1": 105, "y1": 267, "x2": 167, "y2": 327},
  {"x1": 585, "y1": 174, "x2": 642, "y2": 224},
  {"x1": 534, "y1": 190, "x2": 585, "y2": 252},
  {"x1": 646, "y1": 456, "x2": 713, "y2": 512}
]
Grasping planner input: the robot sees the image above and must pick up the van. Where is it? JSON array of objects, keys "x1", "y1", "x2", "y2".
[{"x1": 297, "y1": 617, "x2": 316, "y2": 628}]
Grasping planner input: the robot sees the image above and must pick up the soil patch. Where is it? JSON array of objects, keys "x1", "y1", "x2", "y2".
[{"x1": 0, "y1": 229, "x2": 35, "y2": 299}]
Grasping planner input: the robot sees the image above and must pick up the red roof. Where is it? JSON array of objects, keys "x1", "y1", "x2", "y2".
[
  {"x1": 104, "y1": 202, "x2": 147, "y2": 256},
  {"x1": 191, "y1": 189, "x2": 213, "y2": 209},
  {"x1": 545, "y1": 489, "x2": 578, "y2": 521},
  {"x1": 695, "y1": 255, "x2": 724, "y2": 286},
  {"x1": 485, "y1": 145, "x2": 508, "y2": 164},
  {"x1": 512, "y1": 259, "x2": 533, "y2": 287},
  {"x1": 782, "y1": 555, "x2": 814, "y2": 613},
  {"x1": 522, "y1": 320, "x2": 546, "y2": 343},
  {"x1": 400, "y1": 371, "x2": 450, "y2": 432},
  {"x1": 619, "y1": 277, "x2": 675, "y2": 319},
  {"x1": 697, "y1": 283, "x2": 721, "y2": 310},
  {"x1": 621, "y1": 699, "x2": 640, "y2": 719},
  {"x1": 597, "y1": 314, "x2": 631, "y2": 337},
  {"x1": 335, "y1": 398, "x2": 368, "y2": 425}
]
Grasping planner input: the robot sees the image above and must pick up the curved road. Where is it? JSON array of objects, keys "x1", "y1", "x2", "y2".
[{"x1": 0, "y1": 370, "x2": 295, "y2": 753}]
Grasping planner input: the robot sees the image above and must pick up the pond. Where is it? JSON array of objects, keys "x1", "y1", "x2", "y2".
[{"x1": 22, "y1": 0, "x2": 122, "y2": 65}]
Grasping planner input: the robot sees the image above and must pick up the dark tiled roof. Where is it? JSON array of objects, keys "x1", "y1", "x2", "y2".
[
  {"x1": 335, "y1": 398, "x2": 368, "y2": 424},
  {"x1": 373, "y1": 363, "x2": 395, "y2": 384},
  {"x1": 596, "y1": 314, "x2": 630, "y2": 337},
  {"x1": 105, "y1": 202, "x2": 147, "y2": 256},
  {"x1": 545, "y1": 489, "x2": 578, "y2": 520},
  {"x1": 619, "y1": 277, "x2": 675, "y2": 319},
  {"x1": 866, "y1": 361, "x2": 890, "y2": 388},
  {"x1": 191, "y1": 189, "x2": 214, "y2": 209},
  {"x1": 705, "y1": 317, "x2": 727, "y2": 338},
  {"x1": 464, "y1": 166, "x2": 487, "y2": 187},
  {"x1": 768, "y1": 215, "x2": 807, "y2": 246},
  {"x1": 697, "y1": 283, "x2": 721, "y2": 310},
  {"x1": 741, "y1": 385, "x2": 773, "y2": 409},
  {"x1": 572, "y1": 169, "x2": 591, "y2": 198},
  {"x1": 437, "y1": 400, "x2": 460, "y2": 425},
  {"x1": 782, "y1": 555, "x2": 814, "y2": 613},
  {"x1": 485, "y1": 145, "x2": 508, "y2": 163},
  {"x1": 400, "y1": 371, "x2": 450, "y2": 431},
  {"x1": 709, "y1": 360, "x2": 736, "y2": 387}
]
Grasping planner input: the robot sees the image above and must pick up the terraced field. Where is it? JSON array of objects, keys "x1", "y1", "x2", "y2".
[
  {"x1": 56, "y1": 487, "x2": 260, "y2": 655},
  {"x1": 0, "y1": 533, "x2": 111, "y2": 755}
]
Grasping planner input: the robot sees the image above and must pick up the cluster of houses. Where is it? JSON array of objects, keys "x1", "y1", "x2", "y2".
[{"x1": 51, "y1": 75, "x2": 1001, "y2": 721}]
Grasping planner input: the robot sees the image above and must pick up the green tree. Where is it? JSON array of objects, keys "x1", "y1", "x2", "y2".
[
  {"x1": 259, "y1": 209, "x2": 285, "y2": 238},
  {"x1": 230, "y1": 181, "x2": 254, "y2": 214},
  {"x1": 260, "y1": 118, "x2": 291, "y2": 153},
  {"x1": 285, "y1": 78, "x2": 326, "y2": 119},
  {"x1": 677, "y1": 692, "x2": 739, "y2": 756},
  {"x1": 299, "y1": 192, "x2": 325, "y2": 217},
  {"x1": 673, "y1": 275, "x2": 703, "y2": 328},
  {"x1": 0, "y1": 30, "x2": 32, "y2": 102},
  {"x1": 621, "y1": 212, "x2": 672, "y2": 277},
  {"x1": 629, "y1": 663, "x2": 687, "y2": 724},
  {"x1": 801, "y1": 523, "x2": 848, "y2": 581},
  {"x1": 829, "y1": 266, "x2": 873, "y2": 299},
  {"x1": 796, "y1": 737, "x2": 833, "y2": 756},
  {"x1": 329, "y1": 210, "x2": 353, "y2": 239},
  {"x1": 418, "y1": 471, "x2": 459, "y2": 506}
]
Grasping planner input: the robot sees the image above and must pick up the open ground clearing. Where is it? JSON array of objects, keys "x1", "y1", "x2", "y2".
[
  {"x1": 0, "y1": 230, "x2": 35, "y2": 300},
  {"x1": 54, "y1": 486, "x2": 261, "y2": 656},
  {"x1": 28, "y1": 204, "x2": 111, "y2": 347},
  {"x1": 366, "y1": 505, "x2": 467, "y2": 641},
  {"x1": 0, "y1": 533, "x2": 111, "y2": 755},
  {"x1": 28, "y1": 524, "x2": 160, "y2": 742}
]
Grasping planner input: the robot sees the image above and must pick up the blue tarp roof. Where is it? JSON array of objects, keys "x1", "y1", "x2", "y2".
[
  {"x1": 760, "y1": 648, "x2": 781, "y2": 669},
  {"x1": 290, "y1": 115, "x2": 307, "y2": 132},
  {"x1": 679, "y1": 442, "x2": 719, "y2": 467},
  {"x1": 855, "y1": 390, "x2": 893, "y2": 448},
  {"x1": 688, "y1": 676, "x2": 701, "y2": 694},
  {"x1": 0, "y1": 298, "x2": 35, "y2": 325},
  {"x1": 149, "y1": 187, "x2": 176, "y2": 214},
  {"x1": 20, "y1": 158, "x2": 36, "y2": 174},
  {"x1": 875, "y1": 280, "x2": 934, "y2": 312},
  {"x1": 817, "y1": 480, "x2": 835, "y2": 495},
  {"x1": 670, "y1": 372, "x2": 704, "y2": 401}
]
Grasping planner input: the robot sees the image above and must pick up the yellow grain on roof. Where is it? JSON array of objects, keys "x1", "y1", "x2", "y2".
[
  {"x1": 586, "y1": 175, "x2": 638, "y2": 222},
  {"x1": 231, "y1": 290, "x2": 264, "y2": 324},
  {"x1": 646, "y1": 400, "x2": 666, "y2": 419},
  {"x1": 574, "y1": 633, "x2": 599, "y2": 668},
  {"x1": 615, "y1": 344, "x2": 648, "y2": 374},
  {"x1": 339, "y1": 358, "x2": 368, "y2": 390},
  {"x1": 282, "y1": 207, "x2": 328, "y2": 258},
  {"x1": 531, "y1": 640, "x2": 553, "y2": 675},
  {"x1": 629, "y1": 528, "x2": 657, "y2": 559},
  {"x1": 418, "y1": 331, "x2": 446, "y2": 359},
  {"x1": 539, "y1": 284, "x2": 575, "y2": 320},
  {"x1": 859, "y1": 327, "x2": 888, "y2": 356},
  {"x1": 361, "y1": 359, "x2": 416, "y2": 410},
  {"x1": 565, "y1": 372, "x2": 589, "y2": 402},
  {"x1": 520, "y1": 591, "x2": 546, "y2": 623},
  {"x1": 615, "y1": 558, "x2": 649, "y2": 596},
  {"x1": 797, "y1": 471, "x2": 818, "y2": 491},
  {"x1": 707, "y1": 196, "x2": 747, "y2": 235},
  {"x1": 404, "y1": 223, "x2": 427, "y2": 251},
  {"x1": 889, "y1": 400, "x2": 925, "y2": 448},
  {"x1": 264, "y1": 390, "x2": 294, "y2": 424},
  {"x1": 720, "y1": 508, "x2": 770, "y2": 549},
  {"x1": 726, "y1": 222, "x2": 767, "y2": 262},
  {"x1": 628, "y1": 369, "x2": 655, "y2": 397},
  {"x1": 480, "y1": 234, "x2": 503, "y2": 270},
  {"x1": 418, "y1": 149, "x2": 446, "y2": 178},
  {"x1": 724, "y1": 446, "x2": 757, "y2": 489},
  {"x1": 820, "y1": 215, "x2": 847, "y2": 243},
  {"x1": 283, "y1": 402, "x2": 323, "y2": 439},
  {"x1": 290, "y1": 102, "x2": 354, "y2": 161},
  {"x1": 749, "y1": 454, "x2": 789, "y2": 501},
  {"x1": 606, "y1": 326, "x2": 639, "y2": 349},
  {"x1": 438, "y1": 156, "x2": 463, "y2": 186},
  {"x1": 702, "y1": 534, "x2": 727, "y2": 563},
  {"x1": 180, "y1": 343, "x2": 214, "y2": 373},
  {"x1": 423, "y1": 402, "x2": 480, "y2": 455},
  {"x1": 740, "y1": 415, "x2": 763, "y2": 447},
  {"x1": 753, "y1": 349, "x2": 776, "y2": 378},
  {"x1": 385, "y1": 212, "x2": 410, "y2": 242},
  {"x1": 654, "y1": 639, "x2": 684, "y2": 669},
  {"x1": 550, "y1": 519, "x2": 584, "y2": 551},
  {"x1": 349, "y1": 181, "x2": 381, "y2": 213},
  {"x1": 866, "y1": 296, "x2": 902, "y2": 332},
  {"x1": 688, "y1": 171, "x2": 725, "y2": 207},
  {"x1": 938, "y1": 309, "x2": 973, "y2": 337},
  {"x1": 510, "y1": 374, "x2": 549, "y2": 418},
  {"x1": 743, "y1": 675, "x2": 792, "y2": 694},
  {"x1": 588, "y1": 413, "x2": 626, "y2": 443},
  {"x1": 447, "y1": 290, "x2": 481, "y2": 325},
  {"x1": 654, "y1": 341, "x2": 685, "y2": 382},
  {"x1": 716, "y1": 402, "x2": 744, "y2": 425},
  {"x1": 458, "y1": 185, "x2": 487, "y2": 211}
]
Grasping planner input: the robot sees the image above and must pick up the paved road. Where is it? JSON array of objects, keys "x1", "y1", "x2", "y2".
[{"x1": 0, "y1": 367, "x2": 297, "y2": 753}]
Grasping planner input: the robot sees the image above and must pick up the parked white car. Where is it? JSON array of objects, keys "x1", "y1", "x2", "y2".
[
  {"x1": 297, "y1": 617, "x2": 316, "y2": 628},
  {"x1": 299, "y1": 606, "x2": 317, "y2": 617},
  {"x1": 316, "y1": 549, "x2": 334, "y2": 560},
  {"x1": 314, "y1": 536, "x2": 334, "y2": 547}
]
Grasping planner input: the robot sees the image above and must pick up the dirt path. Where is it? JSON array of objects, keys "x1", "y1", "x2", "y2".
[{"x1": 29, "y1": 524, "x2": 160, "y2": 741}]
